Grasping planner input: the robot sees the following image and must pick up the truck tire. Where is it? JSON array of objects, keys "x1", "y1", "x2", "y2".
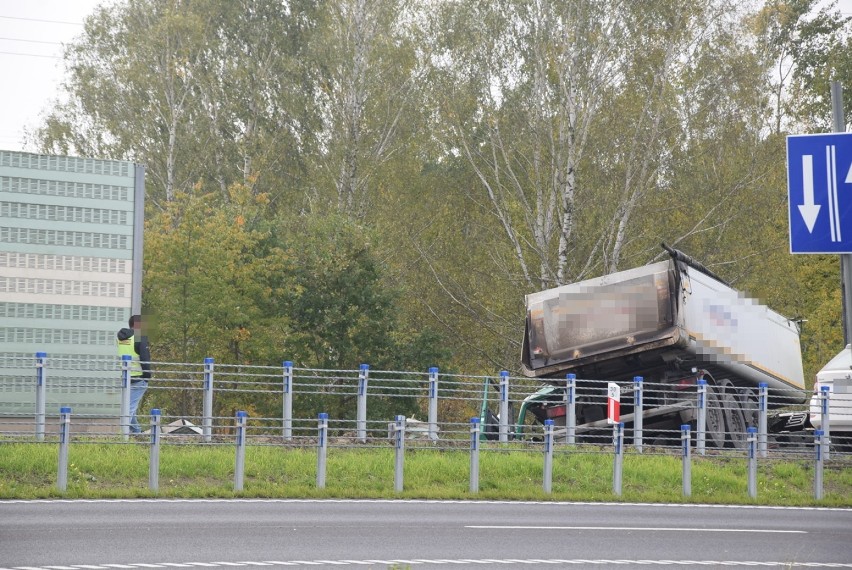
[
  {"x1": 736, "y1": 388, "x2": 759, "y2": 428},
  {"x1": 704, "y1": 383, "x2": 727, "y2": 449},
  {"x1": 719, "y1": 380, "x2": 748, "y2": 449}
]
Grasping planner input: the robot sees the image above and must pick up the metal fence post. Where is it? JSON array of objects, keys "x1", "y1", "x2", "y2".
[
  {"x1": 35, "y1": 352, "x2": 47, "y2": 441},
  {"x1": 357, "y1": 364, "x2": 369, "y2": 443},
  {"x1": 149, "y1": 409, "x2": 161, "y2": 492},
  {"x1": 696, "y1": 379, "x2": 707, "y2": 456},
  {"x1": 470, "y1": 417, "x2": 480, "y2": 494},
  {"x1": 814, "y1": 429, "x2": 824, "y2": 500},
  {"x1": 234, "y1": 410, "x2": 247, "y2": 492},
  {"x1": 121, "y1": 354, "x2": 132, "y2": 441},
  {"x1": 543, "y1": 419, "x2": 554, "y2": 494},
  {"x1": 758, "y1": 382, "x2": 768, "y2": 458},
  {"x1": 633, "y1": 376, "x2": 643, "y2": 453},
  {"x1": 202, "y1": 357, "x2": 214, "y2": 443},
  {"x1": 747, "y1": 426, "x2": 757, "y2": 499},
  {"x1": 317, "y1": 412, "x2": 328, "y2": 489},
  {"x1": 428, "y1": 367, "x2": 439, "y2": 441},
  {"x1": 820, "y1": 385, "x2": 831, "y2": 461},
  {"x1": 283, "y1": 361, "x2": 294, "y2": 441},
  {"x1": 57, "y1": 407, "x2": 71, "y2": 492},
  {"x1": 681, "y1": 424, "x2": 691, "y2": 497},
  {"x1": 499, "y1": 370, "x2": 510, "y2": 443},
  {"x1": 613, "y1": 422, "x2": 624, "y2": 497},
  {"x1": 566, "y1": 374, "x2": 576, "y2": 445},
  {"x1": 394, "y1": 415, "x2": 405, "y2": 493}
]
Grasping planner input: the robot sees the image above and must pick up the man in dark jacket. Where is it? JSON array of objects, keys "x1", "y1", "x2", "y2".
[{"x1": 117, "y1": 314, "x2": 152, "y2": 433}]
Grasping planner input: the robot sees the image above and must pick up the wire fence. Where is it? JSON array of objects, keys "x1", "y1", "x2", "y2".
[
  {"x1": 25, "y1": 404, "x2": 844, "y2": 501},
  {"x1": 2, "y1": 353, "x2": 851, "y2": 462}
]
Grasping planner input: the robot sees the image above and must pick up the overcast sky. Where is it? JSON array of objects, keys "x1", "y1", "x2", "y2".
[
  {"x1": 0, "y1": 0, "x2": 850, "y2": 155},
  {"x1": 0, "y1": 0, "x2": 110, "y2": 151}
]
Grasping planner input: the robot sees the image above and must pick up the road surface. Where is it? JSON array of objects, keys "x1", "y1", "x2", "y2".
[{"x1": 1, "y1": 499, "x2": 851, "y2": 568}]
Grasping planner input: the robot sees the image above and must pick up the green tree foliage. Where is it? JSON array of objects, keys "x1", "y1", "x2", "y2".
[
  {"x1": 37, "y1": 0, "x2": 320, "y2": 209},
  {"x1": 143, "y1": 184, "x2": 268, "y2": 363},
  {"x1": 413, "y1": 0, "x2": 811, "y2": 370},
  {"x1": 270, "y1": 212, "x2": 451, "y2": 421},
  {"x1": 743, "y1": 0, "x2": 850, "y2": 380},
  {"x1": 142, "y1": 183, "x2": 448, "y2": 421},
  {"x1": 35, "y1": 0, "x2": 851, "y2": 385},
  {"x1": 142, "y1": 183, "x2": 277, "y2": 415},
  {"x1": 791, "y1": 257, "x2": 845, "y2": 382},
  {"x1": 308, "y1": 0, "x2": 420, "y2": 218},
  {"x1": 749, "y1": 0, "x2": 851, "y2": 131}
]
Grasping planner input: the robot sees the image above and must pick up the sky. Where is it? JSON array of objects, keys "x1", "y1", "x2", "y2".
[
  {"x1": 0, "y1": 0, "x2": 109, "y2": 152},
  {"x1": 0, "y1": 0, "x2": 850, "y2": 155}
]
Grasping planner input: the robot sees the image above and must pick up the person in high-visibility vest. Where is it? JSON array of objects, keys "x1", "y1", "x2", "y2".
[{"x1": 117, "y1": 314, "x2": 152, "y2": 433}]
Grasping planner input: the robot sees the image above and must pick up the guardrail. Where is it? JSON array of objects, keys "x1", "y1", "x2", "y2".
[
  {"x1": 35, "y1": 406, "x2": 837, "y2": 500},
  {"x1": 2, "y1": 353, "x2": 850, "y2": 458}
]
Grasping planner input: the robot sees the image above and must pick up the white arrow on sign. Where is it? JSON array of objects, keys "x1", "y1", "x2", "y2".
[
  {"x1": 798, "y1": 154, "x2": 821, "y2": 233},
  {"x1": 847, "y1": 161, "x2": 852, "y2": 184}
]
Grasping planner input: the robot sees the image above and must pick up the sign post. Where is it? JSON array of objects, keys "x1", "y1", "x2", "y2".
[
  {"x1": 607, "y1": 382, "x2": 620, "y2": 425},
  {"x1": 787, "y1": 82, "x2": 851, "y2": 345}
]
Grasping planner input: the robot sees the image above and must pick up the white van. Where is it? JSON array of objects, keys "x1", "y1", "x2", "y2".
[{"x1": 810, "y1": 345, "x2": 852, "y2": 433}]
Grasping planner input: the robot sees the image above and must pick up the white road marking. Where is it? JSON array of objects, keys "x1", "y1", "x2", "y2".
[
  {"x1": 466, "y1": 525, "x2": 806, "y2": 533},
  {"x1": 2, "y1": 498, "x2": 848, "y2": 512},
  {"x1": 4, "y1": 560, "x2": 852, "y2": 569}
]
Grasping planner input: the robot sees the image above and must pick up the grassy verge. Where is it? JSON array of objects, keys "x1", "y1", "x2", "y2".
[{"x1": 1, "y1": 442, "x2": 849, "y2": 506}]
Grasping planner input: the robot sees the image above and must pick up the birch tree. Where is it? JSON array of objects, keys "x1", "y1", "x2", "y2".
[
  {"x1": 187, "y1": 0, "x2": 321, "y2": 206},
  {"x1": 311, "y1": 0, "x2": 418, "y2": 219},
  {"x1": 38, "y1": 0, "x2": 209, "y2": 206},
  {"x1": 37, "y1": 0, "x2": 318, "y2": 209},
  {"x1": 596, "y1": 1, "x2": 718, "y2": 274},
  {"x1": 426, "y1": 0, "x2": 772, "y2": 289},
  {"x1": 427, "y1": 0, "x2": 629, "y2": 290},
  {"x1": 748, "y1": 0, "x2": 850, "y2": 135}
]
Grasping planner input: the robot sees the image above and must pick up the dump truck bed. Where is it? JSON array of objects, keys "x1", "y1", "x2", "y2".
[{"x1": 521, "y1": 257, "x2": 805, "y2": 401}]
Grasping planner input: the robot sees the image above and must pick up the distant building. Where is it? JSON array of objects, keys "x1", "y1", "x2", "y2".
[{"x1": 0, "y1": 150, "x2": 144, "y2": 422}]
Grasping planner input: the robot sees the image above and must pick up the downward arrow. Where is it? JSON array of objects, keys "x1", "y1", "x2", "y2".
[{"x1": 798, "y1": 154, "x2": 821, "y2": 233}]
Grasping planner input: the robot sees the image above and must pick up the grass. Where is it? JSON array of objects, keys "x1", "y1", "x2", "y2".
[{"x1": 0, "y1": 441, "x2": 850, "y2": 507}]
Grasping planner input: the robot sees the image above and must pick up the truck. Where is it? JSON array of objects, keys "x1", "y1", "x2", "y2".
[
  {"x1": 499, "y1": 245, "x2": 807, "y2": 449},
  {"x1": 807, "y1": 345, "x2": 852, "y2": 451}
]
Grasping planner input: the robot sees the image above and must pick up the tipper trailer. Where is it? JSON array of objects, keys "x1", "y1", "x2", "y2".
[{"x1": 510, "y1": 245, "x2": 807, "y2": 449}]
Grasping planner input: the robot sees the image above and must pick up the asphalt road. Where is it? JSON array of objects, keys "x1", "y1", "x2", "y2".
[{"x1": 1, "y1": 499, "x2": 851, "y2": 568}]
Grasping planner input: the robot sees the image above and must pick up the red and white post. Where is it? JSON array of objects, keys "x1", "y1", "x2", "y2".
[{"x1": 607, "y1": 382, "x2": 621, "y2": 425}]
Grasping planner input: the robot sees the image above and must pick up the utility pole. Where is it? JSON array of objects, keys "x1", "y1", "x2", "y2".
[{"x1": 832, "y1": 82, "x2": 852, "y2": 346}]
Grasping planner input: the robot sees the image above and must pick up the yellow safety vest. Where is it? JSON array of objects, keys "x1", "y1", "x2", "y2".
[{"x1": 117, "y1": 335, "x2": 143, "y2": 377}]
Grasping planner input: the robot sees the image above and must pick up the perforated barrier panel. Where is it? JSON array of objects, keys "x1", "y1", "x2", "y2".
[{"x1": 0, "y1": 150, "x2": 143, "y2": 417}]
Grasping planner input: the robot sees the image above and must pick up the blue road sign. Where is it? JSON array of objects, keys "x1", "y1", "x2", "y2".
[{"x1": 787, "y1": 132, "x2": 852, "y2": 253}]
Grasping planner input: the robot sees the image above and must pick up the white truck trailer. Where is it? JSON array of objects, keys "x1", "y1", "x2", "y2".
[{"x1": 517, "y1": 245, "x2": 807, "y2": 448}]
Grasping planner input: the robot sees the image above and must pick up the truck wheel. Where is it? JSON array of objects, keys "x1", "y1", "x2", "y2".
[
  {"x1": 704, "y1": 383, "x2": 727, "y2": 449},
  {"x1": 719, "y1": 380, "x2": 748, "y2": 450},
  {"x1": 736, "y1": 388, "x2": 759, "y2": 428}
]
